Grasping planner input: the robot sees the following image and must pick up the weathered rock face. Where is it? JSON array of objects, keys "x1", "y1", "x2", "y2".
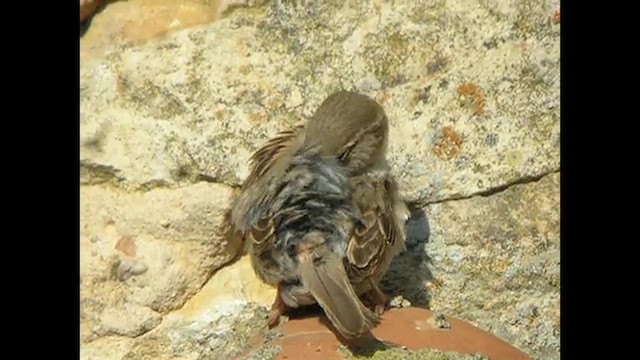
[
  {"x1": 121, "y1": 300, "x2": 270, "y2": 360},
  {"x1": 79, "y1": 183, "x2": 240, "y2": 344},
  {"x1": 80, "y1": 257, "x2": 276, "y2": 360},
  {"x1": 383, "y1": 172, "x2": 560, "y2": 359},
  {"x1": 81, "y1": 1, "x2": 270, "y2": 58},
  {"x1": 80, "y1": 0, "x2": 560, "y2": 203},
  {"x1": 80, "y1": 0, "x2": 559, "y2": 359}
]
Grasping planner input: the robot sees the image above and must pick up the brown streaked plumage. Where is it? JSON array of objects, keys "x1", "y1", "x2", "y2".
[
  {"x1": 243, "y1": 125, "x2": 306, "y2": 190},
  {"x1": 346, "y1": 170, "x2": 409, "y2": 315},
  {"x1": 227, "y1": 90, "x2": 409, "y2": 338}
]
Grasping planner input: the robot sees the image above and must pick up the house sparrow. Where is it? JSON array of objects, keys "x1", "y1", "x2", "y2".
[{"x1": 228, "y1": 91, "x2": 409, "y2": 338}]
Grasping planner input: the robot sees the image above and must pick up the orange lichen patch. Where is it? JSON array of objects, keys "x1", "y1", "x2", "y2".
[
  {"x1": 264, "y1": 92, "x2": 286, "y2": 111},
  {"x1": 81, "y1": 0, "x2": 224, "y2": 62},
  {"x1": 248, "y1": 108, "x2": 267, "y2": 124},
  {"x1": 457, "y1": 82, "x2": 486, "y2": 116},
  {"x1": 235, "y1": 33, "x2": 250, "y2": 48},
  {"x1": 115, "y1": 235, "x2": 136, "y2": 257},
  {"x1": 432, "y1": 126, "x2": 463, "y2": 160},
  {"x1": 374, "y1": 90, "x2": 391, "y2": 106},
  {"x1": 373, "y1": 0, "x2": 383, "y2": 16},
  {"x1": 551, "y1": 9, "x2": 560, "y2": 25}
]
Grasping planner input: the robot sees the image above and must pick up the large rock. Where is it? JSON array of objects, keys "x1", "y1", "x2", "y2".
[
  {"x1": 120, "y1": 300, "x2": 270, "y2": 360},
  {"x1": 82, "y1": 174, "x2": 559, "y2": 360},
  {"x1": 81, "y1": 1, "x2": 270, "y2": 59},
  {"x1": 80, "y1": 0, "x2": 560, "y2": 358},
  {"x1": 79, "y1": 183, "x2": 240, "y2": 343},
  {"x1": 383, "y1": 172, "x2": 560, "y2": 359},
  {"x1": 80, "y1": 0, "x2": 560, "y2": 203},
  {"x1": 80, "y1": 256, "x2": 275, "y2": 360}
]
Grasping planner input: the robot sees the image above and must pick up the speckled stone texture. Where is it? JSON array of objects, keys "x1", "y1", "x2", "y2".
[
  {"x1": 383, "y1": 172, "x2": 560, "y2": 359},
  {"x1": 80, "y1": 0, "x2": 560, "y2": 359},
  {"x1": 80, "y1": 0, "x2": 559, "y2": 203}
]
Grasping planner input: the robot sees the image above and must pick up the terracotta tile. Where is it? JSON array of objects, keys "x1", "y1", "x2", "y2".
[{"x1": 240, "y1": 307, "x2": 530, "y2": 360}]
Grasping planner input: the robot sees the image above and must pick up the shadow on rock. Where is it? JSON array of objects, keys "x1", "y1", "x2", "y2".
[{"x1": 380, "y1": 207, "x2": 435, "y2": 308}]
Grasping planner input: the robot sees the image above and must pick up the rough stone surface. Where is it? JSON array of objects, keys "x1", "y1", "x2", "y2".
[
  {"x1": 122, "y1": 299, "x2": 270, "y2": 360},
  {"x1": 81, "y1": 1, "x2": 270, "y2": 59},
  {"x1": 382, "y1": 172, "x2": 560, "y2": 360},
  {"x1": 79, "y1": 182, "x2": 240, "y2": 343},
  {"x1": 80, "y1": 299, "x2": 270, "y2": 360},
  {"x1": 80, "y1": 337, "x2": 134, "y2": 360},
  {"x1": 82, "y1": 256, "x2": 274, "y2": 360},
  {"x1": 96, "y1": 304, "x2": 163, "y2": 337},
  {"x1": 80, "y1": 0, "x2": 560, "y2": 203},
  {"x1": 79, "y1": 175, "x2": 560, "y2": 359},
  {"x1": 191, "y1": 254, "x2": 276, "y2": 307},
  {"x1": 80, "y1": 0, "x2": 560, "y2": 358}
]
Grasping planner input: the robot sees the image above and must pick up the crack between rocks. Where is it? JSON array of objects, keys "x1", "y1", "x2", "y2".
[
  {"x1": 79, "y1": 164, "x2": 241, "y2": 192},
  {"x1": 80, "y1": 161, "x2": 126, "y2": 187},
  {"x1": 415, "y1": 169, "x2": 560, "y2": 207},
  {"x1": 81, "y1": 164, "x2": 559, "y2": 205}
]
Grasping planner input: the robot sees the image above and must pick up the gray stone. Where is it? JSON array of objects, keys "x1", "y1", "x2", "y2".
[
  {"x1": 80, "y1": 0, "x2": 560, "y2": 358},
  {"x1": 80, "y1": 183, "x2": 240, "y2": 343},
  {"x1": 122, "y1": 300, "x2": 270, "y2": 360},
  {"x1": 382, "y1": 172, "x2": 560, "y2": 360},
  {"x1": 96, "y1": 304, "x2": 163, "y2": 337},
  {"x1": 80, "y1": 0, "x2": 560, "y2": 204}
]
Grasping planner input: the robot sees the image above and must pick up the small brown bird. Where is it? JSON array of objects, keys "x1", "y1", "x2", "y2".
[{"x1": 228, "y1": 91, "x2": 409, "y2": 338}]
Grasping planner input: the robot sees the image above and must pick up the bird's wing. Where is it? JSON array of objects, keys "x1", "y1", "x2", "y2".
[
  {"x1": 346, "y1": 173, "x2": 409, "y2": 278},
  {"x1": 228, "y1": 125, "x2": 306, "y2": 256},
  {"x1": 242, "y1": 125, "x2": 304, "y2": 190},
  {"x1": 244, "y1": 124, "x2": 306, "y2": 190},
  {"x1": 229, "y1": 124, "x2": 305, "y2": 228}
]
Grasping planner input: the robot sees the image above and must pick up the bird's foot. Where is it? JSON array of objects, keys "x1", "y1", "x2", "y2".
[
  {"x1": 267, "y1": 283, "x2": 289, "y2": 328},
  {"x1": 368, "y1": 282, "x2": 388, "y2": 316}
]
